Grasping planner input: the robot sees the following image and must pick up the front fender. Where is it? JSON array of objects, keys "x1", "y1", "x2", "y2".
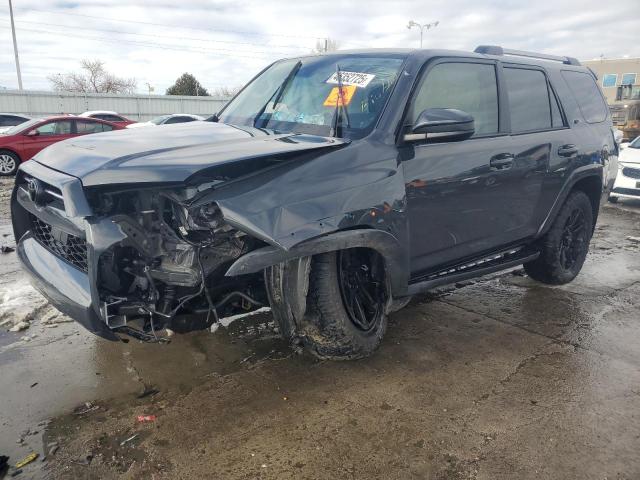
[{"x1": 226, "y1": 229, "x2": 410, "y2": 296}]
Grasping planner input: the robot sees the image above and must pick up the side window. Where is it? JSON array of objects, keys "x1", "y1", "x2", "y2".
[
  {"x1": 411, "y1": 62, "x2": 499, "y2": 136},
  {"x1": 101, "y1": 124, "x2": 114, "y2": 132},
  {"x1": 100, "y1": 114, "x2": 123, "y2": 122},
  {"x1": 561, "y1": 70, "x2": 608, "y2": 123},
  {"x1": 76, "y1": 120, "x2": 104, "y2": 134},
  {"x1": 504, "y1": 68, "x2": 557, "y2": 133},
  {"x1": 167, "y1": 116, "x2": 195, "y2": 124},
  {"x1": 36, "y1": 121, "x2": 72, "y2": 136}
]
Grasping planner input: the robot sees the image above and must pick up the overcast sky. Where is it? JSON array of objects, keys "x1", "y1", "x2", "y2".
[{"x1": 0, "y1": 0, "x2": 637, "y2": 94}]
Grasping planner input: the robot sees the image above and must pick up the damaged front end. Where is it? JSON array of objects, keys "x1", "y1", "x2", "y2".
[
  {"x1": 12, "y1": 161, "x2": 270, "y2": 342},
  {"x1": 91, "y1": 185, "x2": 269, "y2": 341}
]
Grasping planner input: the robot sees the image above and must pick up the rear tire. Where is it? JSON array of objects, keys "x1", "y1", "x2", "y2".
[
  {"x1": 0, "y1": 150, "x2": 19, "y2": 176},
  {"x1": 524, "y1": 191, "x2": 593, "y2": 285},
  {"x1": 266, "y1": 248, "x2": 390, "y2": 360}
]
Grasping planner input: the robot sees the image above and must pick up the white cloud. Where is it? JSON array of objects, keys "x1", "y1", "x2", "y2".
[{"x1": 0, "y1": 0, "x2": 637, "y2": 92}]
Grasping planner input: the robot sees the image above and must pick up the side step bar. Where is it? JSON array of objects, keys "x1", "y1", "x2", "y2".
[{"x1": 406, "y1": 251, "x2": 539, "y2": 295}]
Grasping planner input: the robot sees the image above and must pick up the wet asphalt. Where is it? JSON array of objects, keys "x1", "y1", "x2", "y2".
[{"x1": 0, "y1": 175, "x2": 639, "y2": 479}]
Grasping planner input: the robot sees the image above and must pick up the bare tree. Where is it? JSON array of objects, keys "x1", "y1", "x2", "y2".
[
  {"x1": 312, "y1": 38, "x2": 340, "y2": 54},
  {"x1": 211, "y1": 86, "x2": 242, "y2": 98},
  {"x1": 48, "y1": 60, "x2": 136, "y2": 94}
]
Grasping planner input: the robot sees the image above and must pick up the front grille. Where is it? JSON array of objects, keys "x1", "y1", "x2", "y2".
[
  {"x1": 30, "y1": 214, "x2": 88, "y2": 272},
  {"x1": 18, "y1": 172, "x2": 65, "y2": 208},
  {"x1": 622, "y1": 167, "x2": 640, "y2": 179}
]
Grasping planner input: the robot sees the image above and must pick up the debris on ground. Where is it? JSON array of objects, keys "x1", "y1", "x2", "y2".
[
  {"x1": 627, "y1": 236, "x2": 640, "y2": 244},
  {"x1": 1, "y1": 245, "x2": 15, "y2": 253},
  {"x1": 136, "y1": 414, "x2": 157, "y2": 423},
  {"x1": 15, "y1": 453, "x2": 38, "y2": 469},
  {"x1": 48, "y1": 444, "x2": 59, "y2": 455},
  {"x1": 10, "y1": 468, "x2": 22, "y2": 477},
  {"x1": 137, "y1": 387, "x2": 160, "y2": 399},
  {"x1": 120, "y1": 434, "x2": 138, "y2": 447},
  {"x1": 74, "y1": 402, "x2": 99, "y2": 415},
  {"x1": 8, "y1": 321, "x2": 29, "y2": 332}
]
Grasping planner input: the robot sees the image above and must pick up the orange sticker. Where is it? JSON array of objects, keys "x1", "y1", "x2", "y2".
[{"x1": 323, "y1": 85, "x2": 356, "y2": 107}]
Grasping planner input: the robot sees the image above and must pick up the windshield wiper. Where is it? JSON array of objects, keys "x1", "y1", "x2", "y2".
[
  {"x1": 253, "y1": 60, "x2": 302, "y2": 129},
  {"x1": 329, "y1": 64, "x2": 351, "y2": 138}
]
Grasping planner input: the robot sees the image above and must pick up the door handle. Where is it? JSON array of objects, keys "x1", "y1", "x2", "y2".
[
  {"x1": 558, "y1": 144, "x2": 579, "y2": 157},
  {"x1": 490, "y1": 153, "x2": 514, "y2": 170}
]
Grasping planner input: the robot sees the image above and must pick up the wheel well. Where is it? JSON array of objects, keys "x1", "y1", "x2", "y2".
[
  {"x1": 571, "y1": 175, "x2": 601, "y2": 226},
  {"x1": 0, "y1": 148, "x2": 21, "y2": 161}
]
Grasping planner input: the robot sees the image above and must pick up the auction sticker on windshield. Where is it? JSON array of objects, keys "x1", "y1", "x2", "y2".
[
  {"x1": 326, "y1": 71, "x2": 375, "y2": 88},
  {"x1": 323, "y1": 85, "x2": 357, "y2": 107}
]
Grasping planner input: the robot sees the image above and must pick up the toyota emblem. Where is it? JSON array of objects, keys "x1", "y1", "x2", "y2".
[{"x1": 26, "y1": 177, "x2": 43, "y2": 205}]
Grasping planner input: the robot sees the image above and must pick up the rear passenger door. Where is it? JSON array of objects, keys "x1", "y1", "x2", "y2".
[{"x1": 501, "y1": 64, "x2": 572, "y2": 233}]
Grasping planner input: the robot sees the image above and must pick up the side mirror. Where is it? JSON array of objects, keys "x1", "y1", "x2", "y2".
[
  {"x1": 26, "y1": 130, "x2": 39, "y2": 137},
  {"x1": 404, "y1": 108, "x2": 474, "y2": 143}
]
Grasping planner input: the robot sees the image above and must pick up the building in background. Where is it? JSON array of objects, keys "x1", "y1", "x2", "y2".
[{"x1": 584, "y1": 57, "x2": 640, "y2": 141}]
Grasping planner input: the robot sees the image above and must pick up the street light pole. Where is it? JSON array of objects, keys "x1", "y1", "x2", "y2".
[
  {"x1": 8, "y1": 0, "x2": 23, "y2": 90},
  {"x1": 407, "y1": 20, "x2": 439, "y2": 48}
]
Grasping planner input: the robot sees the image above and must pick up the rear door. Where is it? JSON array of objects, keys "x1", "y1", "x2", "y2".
[
  {"x1": 500, "y1": 64, "x2": 573, "y2": 232},
  {"x1": 21, "y1": 119, "x2": 74, "y2": 160}
]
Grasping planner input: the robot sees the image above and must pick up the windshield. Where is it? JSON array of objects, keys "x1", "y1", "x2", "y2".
[
  {"x1": 218, "y1": 54, "x2": 405, "y2": 139},
  {"x1": 629, "y1": 136, "x2": 640, "y2": 148},
  {"x1": 151, "y1": 115, "x2": 171, "y2": 125},
  {"x1": 3, "y1": 118, "x2": 40, "y2": 135}
]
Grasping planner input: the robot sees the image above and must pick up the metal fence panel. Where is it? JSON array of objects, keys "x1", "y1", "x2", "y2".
[{"x1": 0, "y1": 89, "x2": 230, "y2": 121}]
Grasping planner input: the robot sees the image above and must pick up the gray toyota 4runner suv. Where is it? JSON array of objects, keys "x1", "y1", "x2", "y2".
[{"x1": 12, "y1": 46, "x2": 618, "y2": 359}]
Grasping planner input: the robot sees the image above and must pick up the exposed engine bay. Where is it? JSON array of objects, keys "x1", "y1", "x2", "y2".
[{"x1": 91, "y1": 186, "x2": 268, "y2": 341}]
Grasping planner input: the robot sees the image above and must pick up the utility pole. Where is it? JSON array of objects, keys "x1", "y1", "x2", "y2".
[
  {"x1": 8, "y1": 0, "x2": 23, "y2": 90},
  {"x1": 407, "y1": 20, "x2": 439, "y2": 48},
  {"x1": 324, "y1": 38, "x2": 329, "y2": 53}
]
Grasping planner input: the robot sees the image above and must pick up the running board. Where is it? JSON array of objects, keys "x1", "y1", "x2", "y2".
[{"x1": 406, "y1": 250, "x2": 539, "y2": 295}]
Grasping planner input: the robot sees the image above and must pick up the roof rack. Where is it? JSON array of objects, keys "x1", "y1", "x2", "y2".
[{"x1": 474, "y1": 45, "x2": 581, "y2": 66}]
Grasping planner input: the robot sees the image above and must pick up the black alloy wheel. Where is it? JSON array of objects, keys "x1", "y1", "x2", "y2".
[
  {"x1": 559, "y1": 208, "x2": 588, "y2": 270},
  {"x1": 337, "y1": 248, "x2": 387, "y2": 332}
]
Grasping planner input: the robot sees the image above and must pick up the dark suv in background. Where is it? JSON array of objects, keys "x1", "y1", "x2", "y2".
[{"x1": 12, "y1": 46, "x2": 616, "y2": 360}]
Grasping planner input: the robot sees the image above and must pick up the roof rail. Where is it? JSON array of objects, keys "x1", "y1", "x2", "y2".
[{"x1": 474, "y1": 45, "x2": 581, "y2": 66}]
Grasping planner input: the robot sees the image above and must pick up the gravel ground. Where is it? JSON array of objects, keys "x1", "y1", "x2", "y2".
[{"x1": 0, "y1": 175, "x2": 639, "y2": 479}]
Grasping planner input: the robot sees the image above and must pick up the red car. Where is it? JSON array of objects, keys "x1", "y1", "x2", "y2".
[{"x1": 0, "y1": 116, "x2": 123, "y2": 176}]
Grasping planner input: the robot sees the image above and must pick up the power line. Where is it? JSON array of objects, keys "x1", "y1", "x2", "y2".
[
  {"x1": 0, "y1": 23, "x2": 303, "y2": 59},
  {"x1": 4, "y1": 17, "x2": 309, "y2": 51},
  {"x1": 13, "y1": 7, "x2": 325, "y2": 41}
]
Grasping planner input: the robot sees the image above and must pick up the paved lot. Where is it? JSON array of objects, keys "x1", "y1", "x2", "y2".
[{"x1": 1, "y1": 175, "x2": 639, "y2": 479}]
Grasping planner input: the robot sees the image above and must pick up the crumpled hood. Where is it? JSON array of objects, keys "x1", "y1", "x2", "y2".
[{"x1": 34, "y1": 122, "x2": 346, "y2": 187}]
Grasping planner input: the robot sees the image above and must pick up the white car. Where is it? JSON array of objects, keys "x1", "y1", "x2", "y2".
[
  {"x1": 126, "y1": 114, "x2": 204, "y2": 128},
  {"x1": 609, "y1": 136, "x2": 640, "y2": 203}
]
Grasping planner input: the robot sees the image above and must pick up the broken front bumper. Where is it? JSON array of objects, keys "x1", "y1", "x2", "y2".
[{"x1": 11, "y1": 161, "x2": 120, "y2": 340}]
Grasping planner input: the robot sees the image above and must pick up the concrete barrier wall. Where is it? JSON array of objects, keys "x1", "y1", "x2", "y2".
[{"x1": 0, "y1": 89, "x2": 230, "y2": 121}]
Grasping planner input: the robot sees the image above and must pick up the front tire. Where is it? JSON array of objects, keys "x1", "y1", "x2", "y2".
[
  {"x1": 524, "y1": 191, "x2": 593, "y2": 285},
  {"x1": 608, "y1": 195, "x2": 619, "y2": 204},
  {"x1": 0, "y1": 150, "x2": 19, "y2": 176},
  {"x1": 266, "y1": 248, "x2": 390, "y2": 360}
]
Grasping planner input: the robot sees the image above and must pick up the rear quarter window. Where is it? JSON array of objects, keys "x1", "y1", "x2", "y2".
[{"x1": 561, "y1": 70, "x2": 608, "y2": 124}]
